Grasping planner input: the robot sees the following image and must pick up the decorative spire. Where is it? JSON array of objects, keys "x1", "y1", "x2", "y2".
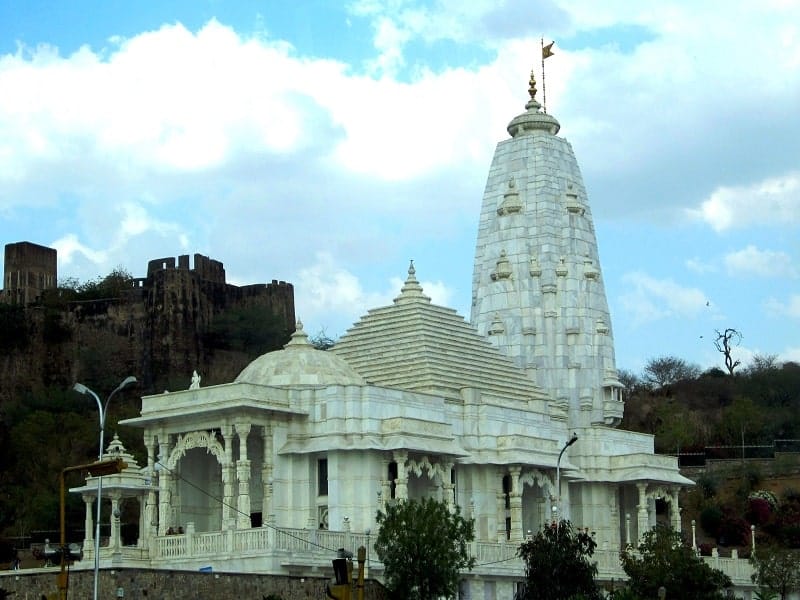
[
  {"x1": 395, "y1": 260, "x2": 431, "y2": 304},
  {"x1": 286, "y1": 319, "x2": 312, "y2": 347},
  {"x1": 528, "y1": 70, "x2": 538, "y2": 101},
  {"x1": 506, "y1": 68, "x2": 561, "y2": 137}
]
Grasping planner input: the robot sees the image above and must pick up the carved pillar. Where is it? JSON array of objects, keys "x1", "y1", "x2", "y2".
[
  {"x1": 143, "y1": 433, "x2": 158, "y2": 540},
  {"x1": 509, "y1": 466, "x2": 523, "y2": 541},
  {"x1": 380, "y1": 457, "x2": 391, "y2": 505},
  {"x1": 442, "y1": 462, "x2": 455, "y2": 512},
  {"x1": 235, "y1": 422, "x2": 252, "y2": 529},
  {"x1": 625, "y1": 513, "x2": 631, "y2": 547},
  {"x1": 636, "y1": 483, "x2": 649, "y2": 542},
  {"x1": 82, "y1": 494, "x2": 94, "y2": 544},
  {"x1": 670, "y1": 489, "x2": 681, "y2": 532},
  {"x1": 157, "y1": 439, "x2": 171, "y2": 536},
  {"x1": 393, "y1": 450, "x2": 408, "y2": 500},
  {"x1": 609, "y1": 486, "x2": 620, "y2": 552},
  {"x1": 261, "y1": 424, "x2": 273, "y2": 521},
  {"x1": 221, "y1": 425, "x2": 236, "y2": 530},
  {"x1": 496, "y1": 469, "x2": 506, "y2": 542},
  {"x1": 110, "y1": 493, "x2": 122, "y2": 551}
]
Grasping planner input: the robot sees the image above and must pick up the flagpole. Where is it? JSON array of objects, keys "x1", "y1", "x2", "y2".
[{"x1": 541, "y1": 37, "x2": 547, "y2": 113}]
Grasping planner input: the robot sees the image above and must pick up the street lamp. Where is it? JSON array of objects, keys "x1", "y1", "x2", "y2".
[
  {"x1": 555, "y1": 433, "x2": 578, "y2": 529},
  {"x1": 73, "y1": 376, "x2": 137, "y2": 600}
]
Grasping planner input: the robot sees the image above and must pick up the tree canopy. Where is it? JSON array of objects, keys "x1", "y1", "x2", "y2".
[
  {"x1": 643, "y1": 356, "x2": 701, "y2": 389},
  {"x1": 374, "y1": 497, "x2": 475, "y2": 600},
  {"x1": 516, "y1": 520, "x2": 601, "y2": 600},
  {"x1": 620, "y1": 524, "x2": 732, "y2": 600},
  {"x1": 750, "y1": 544, "x2": 800, "y2": 600}
]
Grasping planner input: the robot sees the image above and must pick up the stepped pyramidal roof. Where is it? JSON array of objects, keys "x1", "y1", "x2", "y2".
[{"x1": 332, "y1": 262, "x2": 549, "y2": 404}]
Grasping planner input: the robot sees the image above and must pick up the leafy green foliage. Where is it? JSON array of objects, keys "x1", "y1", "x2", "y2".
[
  {"x1": 374, "y1": 497, "x2": 475, "y2": 600},
  {"x1": 620, "y1": 524, "x2": 732, "y2": 600},
  {"x1": 643, "y1": 356, "x2": 701, "y2": 389},
  {"x1": 0, "y1": 304, "x2": 28, "y2": 351},
  {"x1": 55, "y1": 268, "x2": 135, "y2": 302},
  {"x1": 516, "y1": 520, "x2": 601, "y2": 600},
  {"x1": 750, "y1": 545, "x2": 800, "y2": 600}
]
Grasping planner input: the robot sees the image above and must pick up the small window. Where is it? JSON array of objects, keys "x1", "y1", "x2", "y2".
[{"x1": 318, "y1": 458, "x2": 328, "y2": 496}]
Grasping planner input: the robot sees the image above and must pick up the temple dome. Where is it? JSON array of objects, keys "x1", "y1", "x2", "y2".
[{"x1": 234, "y1": 321, "x2": 365, "y2": 386}]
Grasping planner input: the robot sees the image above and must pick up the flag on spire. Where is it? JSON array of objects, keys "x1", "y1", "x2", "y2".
[{"x1": 542, "y1": 41, "x2": 555, "y2": 59}]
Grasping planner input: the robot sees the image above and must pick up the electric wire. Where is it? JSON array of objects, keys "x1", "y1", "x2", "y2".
[
  {"x1": 153, "y1": 460, "x2": 344, "y2": 554},
  {"x1": 153, "y1": 460, "x2": 526, "y2": 568}
]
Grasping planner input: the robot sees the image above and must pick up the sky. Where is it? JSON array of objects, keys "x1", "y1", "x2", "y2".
[{"x1": 1, "y1": 0, "x2": 798, "y2": 375}]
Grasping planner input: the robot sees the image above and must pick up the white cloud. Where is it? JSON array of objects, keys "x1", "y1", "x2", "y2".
[
  {"x1": 688, "y1": 172, "x2": 800, "y2": 232},
  {"x1": 295, "y1": 252, "x2": 396, "y2": 332},
  {"x1": 765, "y1": 295, "x2": 800, "y2": 319},
  {"x1": 685, "y1": 257, "x2": 716, "y2": 275},
  {"x1": 724, "y1": 245, "x2": 797, "y2": 278},
  {"x1": 52, "y1": 233, "x2": 107, "y2": 266},
  {"x1": 780, "y1": 346, "x2": 800, "y2": 364},
  {"x1": 619, "y1": 272, "x2": 709, "y2": 325},
  {"x1": 295, "y1": 252, "x2": 459, "y2": 337}
]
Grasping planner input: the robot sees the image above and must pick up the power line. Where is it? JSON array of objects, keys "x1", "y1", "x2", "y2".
[{"x1": 153, "y1": 460, "x2": 341, "y2": 554}]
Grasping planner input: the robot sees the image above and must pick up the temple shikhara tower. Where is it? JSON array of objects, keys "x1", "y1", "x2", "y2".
[
  {"x1": 471, "y1": 71, "x2": 623, "y2": 430},
  {"x1": 65, "y1": 69, "x2": 749, "y2": 600}
]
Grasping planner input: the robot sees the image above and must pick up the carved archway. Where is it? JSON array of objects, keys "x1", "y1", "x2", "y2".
[{"x1": 166, "y1": 430, "x2": 226, "y2": 470}]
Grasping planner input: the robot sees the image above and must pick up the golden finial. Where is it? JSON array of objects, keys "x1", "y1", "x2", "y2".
[{"x1": 528, "y1": 70, "x2": 538, "y2": 100}]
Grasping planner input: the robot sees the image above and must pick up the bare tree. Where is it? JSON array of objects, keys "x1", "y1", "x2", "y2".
[
  {"x1": 617, "y1": 368, "x2": 642, "y2": 396},
  {"x1": 714, "y1": 328, "x2": 742, "y2": 376},
  {"x1": 643, "y1": 356, "x2": 701, "y2": 389},
  {"x1": 746, "y1": 353, "x2": 780, "y2": 374},
  {"x1": 309, "y1": 328, "x2": 337, "y2": 350}
]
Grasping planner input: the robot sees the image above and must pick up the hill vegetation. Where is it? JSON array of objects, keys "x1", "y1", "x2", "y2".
[
  {"x1": 0, "y1": 268, "x2": 292, "y2": 545},
  {"x1": 621, "y1": 352, "x2": 800, "y2": 553}
]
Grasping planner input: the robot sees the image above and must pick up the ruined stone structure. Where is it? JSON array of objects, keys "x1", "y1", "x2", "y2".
[
  {"x1": 0, "y1": 247, "x2": 295, "y2": 398},
  {"x1": 2, "y1": 241, "x2": 57, "y2": 305}
]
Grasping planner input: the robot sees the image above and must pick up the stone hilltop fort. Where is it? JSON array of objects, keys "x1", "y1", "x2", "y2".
[{"x1": 1, "y1": 241, "x2": 295, "y2": 395}]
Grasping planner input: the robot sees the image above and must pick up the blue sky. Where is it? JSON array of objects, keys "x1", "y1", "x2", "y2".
[{"x1": 1, "y1": 0, "x2": 798, "y2": 375}]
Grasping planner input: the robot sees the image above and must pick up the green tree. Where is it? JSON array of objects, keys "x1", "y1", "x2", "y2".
[
  {"x1": 654, "y1": 401, "x2": 697, "y2": 454},
  {"x1": 719, "y1": 396, "x2": 765, "y2": 451},
  {"x1": 620, "y1": 524, "x2": 732, "y2": 600},
  {"x1": 643, "y1": 356, "x2": 701, "y2": 389},
  {"x1": 516, "y1": 520, "x2": 601, "y2": 600},
  {"x1": 374, "y1": 497, "x2": 475, "y2": 600},
  {"x1": 750, "y1": 544, "x2": 800, "y2": 600}
]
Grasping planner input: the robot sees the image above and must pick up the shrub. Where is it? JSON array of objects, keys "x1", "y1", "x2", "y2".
[
  {"x1": 700, "y1": 505, "x2": 723, "y2": 537},
  {"x1": 718, "y1": 512, "x2": 750, "y2": 546},
  {"x1": 749, "y1": 490, "x2": 778, "y2": 510},
  {"x1": 747, "y1": 498, "x2": 773, "y2": 526},
  {"x1": 696, "y1": 473, "x2": 718, "y2": 499}
]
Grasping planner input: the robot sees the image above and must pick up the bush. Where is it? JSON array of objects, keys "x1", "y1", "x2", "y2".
[
  {"x1": 718, "y1": 512, "x2": 750, "y2": 546},
  {"x1": 696, "y1": 473, "x2": 718, "y2": 499},
  {"x1": 747, "y1": 498, "x2": 774, "y2": 526},
  {"x1": 700, "y1": 505, "x2": 723, "y2": 537}
]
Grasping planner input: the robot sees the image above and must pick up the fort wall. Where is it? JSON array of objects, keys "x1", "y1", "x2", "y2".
[
  {"x1": 0, "y1": 243, "x2": 295, "y2": 399},
  {"x1": 2, "y1": 241, "x2": 58, "y2": 305}
]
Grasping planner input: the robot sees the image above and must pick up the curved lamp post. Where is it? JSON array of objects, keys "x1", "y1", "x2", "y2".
[
  {"x1": 555, "y1": 433, "x2": 578, "y2": 530},
  {"x1": 73, "y1": 376, "x2": 137, "y2": 600}
]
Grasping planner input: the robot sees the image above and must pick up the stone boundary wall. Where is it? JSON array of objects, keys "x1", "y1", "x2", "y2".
[{"x1": 0, "y1": 568, "x2": 389, "y2": 600}]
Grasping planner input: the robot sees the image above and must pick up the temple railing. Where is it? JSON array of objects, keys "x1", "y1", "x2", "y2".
[{"x1": 149, "y1": 527, "x2": 754, "y2": 585}]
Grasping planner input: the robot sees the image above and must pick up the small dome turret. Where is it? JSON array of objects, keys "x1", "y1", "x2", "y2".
[{"x1": 234, "y1": 321, "x2": 365, "y2": 386}]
